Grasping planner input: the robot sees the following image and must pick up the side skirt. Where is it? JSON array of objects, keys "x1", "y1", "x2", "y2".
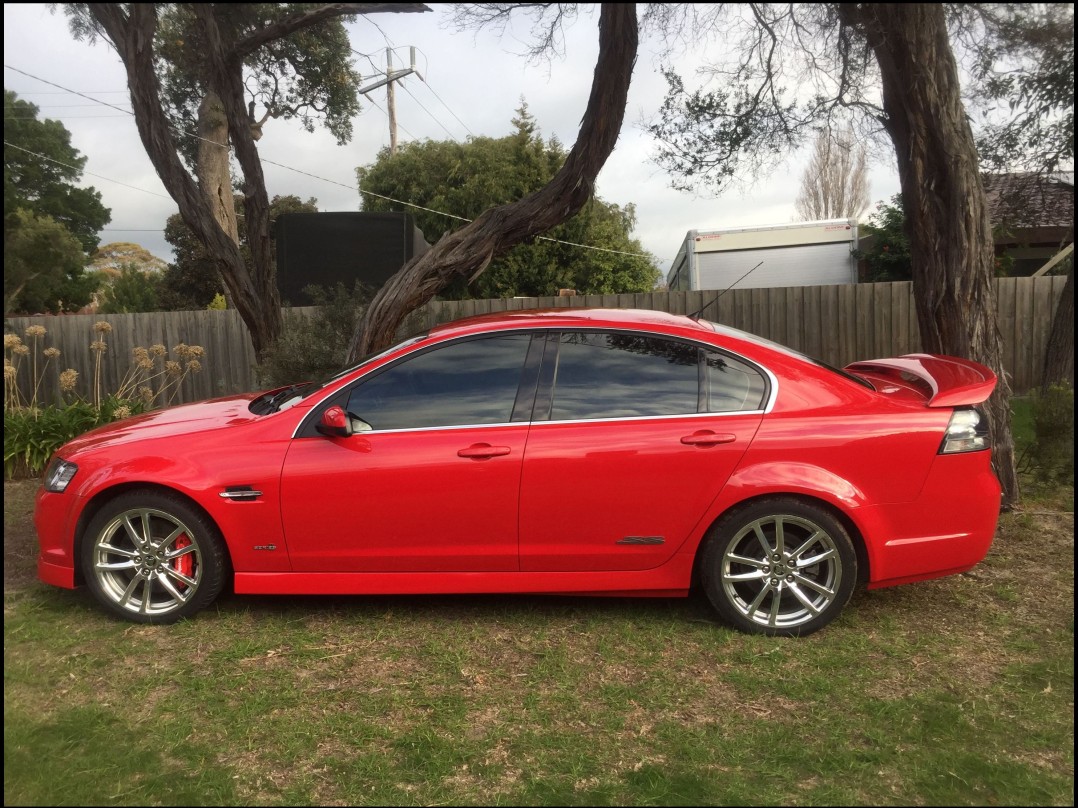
[{"x1": 235, "y1": 556, "x2": 695, "y2": 597}]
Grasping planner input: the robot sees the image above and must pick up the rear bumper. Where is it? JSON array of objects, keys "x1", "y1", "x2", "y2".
[{"x1": 855, "y1": 451, "x2": 1001, "y2": 588}]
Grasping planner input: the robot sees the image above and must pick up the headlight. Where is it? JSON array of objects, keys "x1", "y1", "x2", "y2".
[
  {"x1": 44, "y1": 458, "x2": 79, "y2": 493},
  {"x1": 939, "y1": 408, "x2": 990, "y2": 454}
]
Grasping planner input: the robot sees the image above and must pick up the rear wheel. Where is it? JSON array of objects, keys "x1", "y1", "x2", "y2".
[
  {"x1": 701, "y1": 499, "x2": 857, "y2": 637},
  {"x1": 81, "y1": 490, "x2": 227, "y2": 624}
]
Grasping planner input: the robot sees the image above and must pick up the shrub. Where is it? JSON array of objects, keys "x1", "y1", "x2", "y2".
[
  {"x1": 257, "y1": 282, "x2": 372, "y2": 388},
  {"x1": 4, "y1": 322, "x2": 205, "y2": 478},
  {"x1": 1018, "y1": 383, "x2": 1075, "y2": 487}
]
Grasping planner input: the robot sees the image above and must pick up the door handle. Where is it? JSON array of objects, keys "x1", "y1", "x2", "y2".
[
  {"x1": 457, "y1": 443, "x2": 512, "y2": 459},
  {"x1": 680, "y1": 431, "x2": 737, "y2": 446}
]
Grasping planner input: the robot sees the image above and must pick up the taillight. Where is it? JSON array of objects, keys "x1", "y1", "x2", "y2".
[{"x1": 940, "y1": 407, "x2": 990, "y2": 454}]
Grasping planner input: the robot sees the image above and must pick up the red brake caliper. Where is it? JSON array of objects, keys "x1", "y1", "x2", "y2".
[{"x1": 173, "y1": 535, "x2": 193, "y2": 586}]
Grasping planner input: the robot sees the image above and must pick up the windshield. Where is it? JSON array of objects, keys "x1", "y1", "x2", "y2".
[{"x1": 249, "y1": 333, "x2": 429, "y2": 415}]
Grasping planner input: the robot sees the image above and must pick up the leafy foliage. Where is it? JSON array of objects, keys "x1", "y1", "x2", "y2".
[
  {"x1": 89, "y1": 242, "x2": 167, "y2": 276},
  {"x1": 3, "y1": 89, "x2": 111, "y2": 253},
  {"x1": 257, "y1": 281, "x2": 372, "y2": 388},
  {"x1": 955, "y1": 4, "x2": 1075, "y2": 175},
  {"x1": 1018, "y1": 383, "x2": 1075, "y2": 488},
  {"x1": 153, "y1": 4, "x2": 363, "y2": 167},
  {"x1": 98, "y1": 265, "x2": 162, "y2": 314},
  {"x1": 356, "y1": 104, "x2": 660, "y2": 298},
  {"x1": 3, "y1": 397, "x2": 142, "y2": 478},
  {"x1": 854, "y1": 196, "x2": 911, "y2": 282},
  {"x1": 4, "y1": 208, "x2": 99, "y2": 315}
]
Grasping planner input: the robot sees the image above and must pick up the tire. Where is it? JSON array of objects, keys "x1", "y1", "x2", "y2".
[
  {"x1": 700, "y1": 498, "x2": 857, "y2": 637},
  {"x1": 80, "y1": 489, "x2": 228, "y2": 624}
]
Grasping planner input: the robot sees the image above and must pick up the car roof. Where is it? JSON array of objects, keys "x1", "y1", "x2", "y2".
[
  {"x1": 426, "y1": 307, "x2": 789, "y2": 357},
  {"x1": 428, "y1": 307, "x2": 716, "y2": 339}
]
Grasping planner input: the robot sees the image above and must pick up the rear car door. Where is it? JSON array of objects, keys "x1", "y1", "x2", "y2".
[
  {"x1": 280, "y1": 331, "x2": 540, "y2": 572},
  {"x1": 518, "y1": 330, "x2": 768, "y2": 572}
]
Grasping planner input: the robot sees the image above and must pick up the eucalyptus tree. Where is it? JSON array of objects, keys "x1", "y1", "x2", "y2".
[{"x1": 60, "y1": 2, "x2": 429, "y2": 356}]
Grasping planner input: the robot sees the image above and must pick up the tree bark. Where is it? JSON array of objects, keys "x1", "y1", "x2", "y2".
[
  {"x1": 348, "y1": 3, "x2": 639, "y2": 360},
  {"x1": 195, "y1": 90, "x2": 239, "y2": 308},
  {"x1": 1041, "y1": 263, "x2": 1074, "y2": 391},
  {"x1": 844, "y1": 3, "x2": 1019, "y2": 507}
]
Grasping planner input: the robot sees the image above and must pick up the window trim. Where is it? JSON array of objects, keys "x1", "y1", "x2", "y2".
[
  {"x1": 535, "y1": 328, "x2": 773, "y2": 424},
  {"x1": 292, "y1": 325, "x2": 779, "y2": 438}
]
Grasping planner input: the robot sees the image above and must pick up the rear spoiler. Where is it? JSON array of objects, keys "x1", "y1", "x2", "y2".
[{"x1": 844, "y1": 354, "x2": 997, "y2": 407}]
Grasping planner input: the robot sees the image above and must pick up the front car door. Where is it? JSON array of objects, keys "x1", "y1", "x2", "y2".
[
  {"x1": 518, "y1": 330, "x2": 768, "y2": 572},
  {"x1": 280, "y1": 331, "x2": 540, "y2": 572}
]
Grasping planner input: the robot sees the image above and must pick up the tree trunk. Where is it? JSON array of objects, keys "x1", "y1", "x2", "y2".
[
  {"x1": 845, "y1": 3, "x2": 1019, "y2": 507},
  {"x1": 1041, "y1": 263, "x2": 1074, "y2": 391},
  {"x1": 196, "y1": 90, "x2": 239, "y2": 308},
  {"x1": 348, "y1": 3, "x2": 639, "y2": 360},
  {"x1": 87, "y1": 4, "x2": 277, "y2": 357}
]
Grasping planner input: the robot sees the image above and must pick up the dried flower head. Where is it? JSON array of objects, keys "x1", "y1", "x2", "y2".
[
  {"x1": 113, "y1": 405, "x2": 132, "y2": 419},
  {"x1": 24, "y1": 325, "x2": 47, "y2": 338},
  {"x1": 43, "y1": 347, "x2": 61, "y2": 359},
  {"x1": 5, "y1": 334, "x2": 23, "y2": 350},
  {"x1": 93, "y1": 321, "x2": 113, "y2": 334},
  {"x1": 149, "y1": 344, "x2": 166, "y2": 357},
  {"x1": 185, "y1": 359, "x2": 202, "y2": 373},
  {"x1": 138, "y1": 385, "x2": 154, "y2": 404},
  {"x1": 165, "y1": 360, "x2": 182, "y2": 377},
  {"x1": 173, "y1": 342, "x2": 190, "y2": 360},
  {"x1": 59, "y1": 369, "x2": 79, "y2": 392},
  {"x1": 90, "y1": 340, "x2": 108, "y2": 354},
  {"x1": 132, "y1": 347, "x2": 153, "y2": 370},
  {"x1": 187, "y1": 345, "x2": 205, "y2": 359},
  {"x1": 3, "y1": 364, "x2": 16, "y2": 383},
  {"x1": 13, "y1": 344, "x2": 30, "y2": 356}
]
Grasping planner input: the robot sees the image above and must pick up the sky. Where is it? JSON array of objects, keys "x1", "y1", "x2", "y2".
[{"x1": 3, "y1": 3, "x2": 902, "y2": 278}]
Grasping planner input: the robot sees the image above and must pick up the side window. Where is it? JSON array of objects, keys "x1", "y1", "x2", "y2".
[
  {"x1": 705, "y1": 349, "x2": 767, "y2": 412},
  {"x1": 550, "y1": 332, "x2": 700, "y2": 420},
  {"x1": 345, "y1": 333, "x2": 531, "y2": 430}
]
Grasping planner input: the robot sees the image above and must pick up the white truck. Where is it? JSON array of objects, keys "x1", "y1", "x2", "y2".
[{"x1": 666, "y1": 219, "x2": 859, "y2": 291}]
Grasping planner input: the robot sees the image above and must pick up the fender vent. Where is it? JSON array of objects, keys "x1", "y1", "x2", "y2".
[{"x1": 219, "y1": 486, "x2": 262, "y2": 502}]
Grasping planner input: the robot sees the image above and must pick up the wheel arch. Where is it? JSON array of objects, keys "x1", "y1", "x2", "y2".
[
  {"x1": 689, "y1": 492, "x2": 870, "y2": 592},
  {"x1": 73, "y1": 482, "x2": 233, "y2": 587}
]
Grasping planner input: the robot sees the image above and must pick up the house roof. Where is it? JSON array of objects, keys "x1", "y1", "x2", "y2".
[{"x1": 982, "y1": 172, "x2": 1075, "y2": 232}]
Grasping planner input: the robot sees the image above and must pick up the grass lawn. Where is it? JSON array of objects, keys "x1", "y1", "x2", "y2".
[{"x1": 4, "y1": 473, "x2": 1074, "y2": 805}]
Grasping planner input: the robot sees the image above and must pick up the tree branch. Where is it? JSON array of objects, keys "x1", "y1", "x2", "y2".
[{"x1": 235, "y1": 3, "x2": 431, "y2": 58}]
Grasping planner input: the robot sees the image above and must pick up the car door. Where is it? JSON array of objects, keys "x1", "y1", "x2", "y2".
[
  {"x1": 518, "y1": 330, "x2": 768, "y2": 572},
  {"x1": 280, "y1": 331, "x2": 540, "y2": 572}
]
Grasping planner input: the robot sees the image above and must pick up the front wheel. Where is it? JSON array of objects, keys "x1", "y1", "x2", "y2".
[
  {"x1": 700, "y1": 499, "x2": 857, "y2": 637},
  {"x1": 81, "y1": 490, "x2": 228, "y2": 624}
]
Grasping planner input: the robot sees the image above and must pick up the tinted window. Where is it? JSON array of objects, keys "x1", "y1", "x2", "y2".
[
  {"x1": 550, "y1": 332, "x2": 700, "y2": 420},
  {"x1": 346, "y1": 334, "x2": 531, "y2": 430},
  {"x1": 705, "y1": 350, "x2": 767, "y2": 411}
]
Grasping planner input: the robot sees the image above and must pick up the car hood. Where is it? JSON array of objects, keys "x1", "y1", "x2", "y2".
[{"x1": 60, "y1": 393, "x2": 263, "y2": 457}]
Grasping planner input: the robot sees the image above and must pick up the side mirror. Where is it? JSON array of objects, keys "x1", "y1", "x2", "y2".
[{"x1": 316, "y1": 405, "x2": 353, "y2": 438}]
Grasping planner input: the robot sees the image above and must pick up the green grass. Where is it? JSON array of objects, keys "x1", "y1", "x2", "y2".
[{"x1": 4, "y1": 480, "x2": 1074, "y2": 806}]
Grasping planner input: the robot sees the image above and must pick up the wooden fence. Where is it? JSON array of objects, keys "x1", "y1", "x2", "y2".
[{"x1": 5, "y1": 276, "x2": 1068, "y2": 406}]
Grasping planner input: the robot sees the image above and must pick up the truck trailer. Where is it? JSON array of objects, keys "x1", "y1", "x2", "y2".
[{"x1": 667, "y1": 219, "x2": 858, "y2": 291}]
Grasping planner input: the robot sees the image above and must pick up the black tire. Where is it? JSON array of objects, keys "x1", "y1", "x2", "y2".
[
  {"x1": 700, "y1": 498, "x2": 857, "y2": 637},
  {"x1": 80, "y1": 489, "x2": 228, "y2": 624}
]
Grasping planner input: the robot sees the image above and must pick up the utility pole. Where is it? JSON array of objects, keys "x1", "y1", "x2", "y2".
[
  {"x1": 386, "y1": 48, "x2": 398, "y2": 155},
  {"x1": 357, "y1": 47, "x2": 421, "y2": 156}
]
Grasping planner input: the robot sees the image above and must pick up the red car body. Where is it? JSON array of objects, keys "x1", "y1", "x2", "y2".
[{"x1": 35, "y1": 309, "x2": 1002, "y2": 634}]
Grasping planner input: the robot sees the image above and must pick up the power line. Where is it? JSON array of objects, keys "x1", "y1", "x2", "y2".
[
  {"x1": 4, "y1": 140, "x2": 173, "y2": 200},
  {"x1": 400, "y1": 81, "x2": 457, "y2": 139},
  {"x1": 412, "y1": 47, "x2": 476, "y2": 137},
  {"x1": 6, "y1": 64, "x2": 663, "y2": 263}
]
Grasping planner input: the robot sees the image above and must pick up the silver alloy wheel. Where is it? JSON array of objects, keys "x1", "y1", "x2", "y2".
[
  {"x1": 90, "y1": 507, "x2": 202, "y2": 617},
  {"x1": 720, "y1": 514, "x2": 842, "y2": 630}
]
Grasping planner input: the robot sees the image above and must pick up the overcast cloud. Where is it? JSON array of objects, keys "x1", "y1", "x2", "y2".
[{"x1": 4, "y1": 3, "x2": 901, "y2": 278}]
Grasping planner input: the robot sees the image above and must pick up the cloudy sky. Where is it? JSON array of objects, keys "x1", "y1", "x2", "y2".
[{"x1": 4, "y1": 3, "x2": 901, "y2": 277}]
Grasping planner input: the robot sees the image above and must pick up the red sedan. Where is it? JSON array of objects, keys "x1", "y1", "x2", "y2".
[{"x1": 35, "y1": 309, "x2": 1001, "y2": 635}]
